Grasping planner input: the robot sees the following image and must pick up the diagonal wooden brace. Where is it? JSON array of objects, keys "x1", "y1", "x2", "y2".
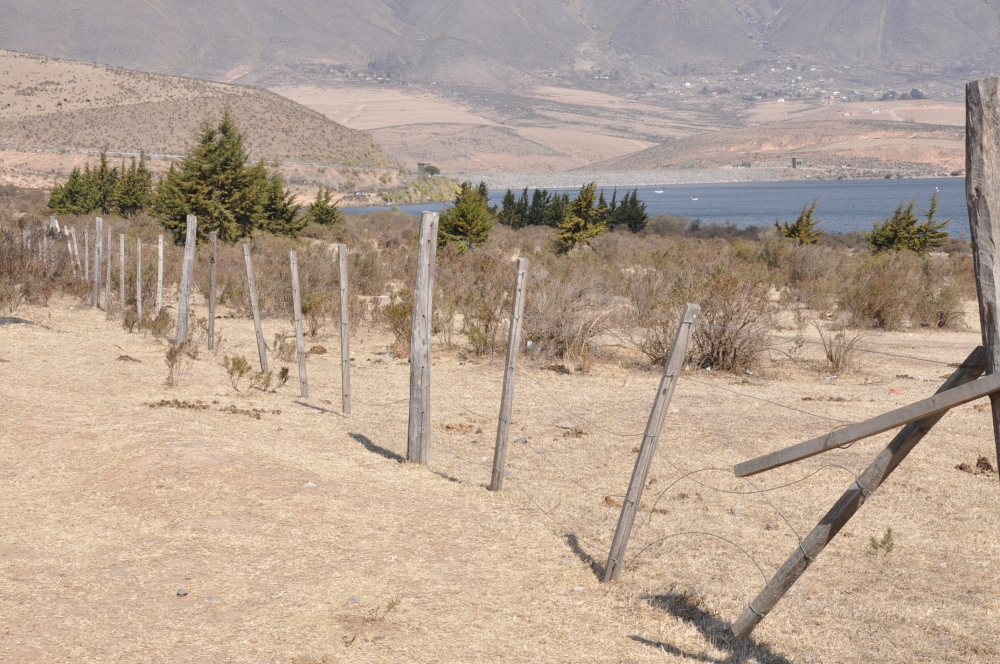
[{"x1": 731, "y1": 346, "x2": 987, "y2": 639}]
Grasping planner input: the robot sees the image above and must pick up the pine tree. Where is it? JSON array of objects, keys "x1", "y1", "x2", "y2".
[
  {"x1": 153, "y1": 111, "x2": 268, "y2": 243},
  {"x1": 94, "y1": 151, "x2": 120, "y2": 215},
  {"x1": 48, "y1": 166, "x2": 100, "y2": 215},
  {"x1": 497, "y1": 189, "x2": 519, "y2": 226},
  {"x1": 545, "y1": 192, "x2": 570, "y2": 228},
  {"x1": 258, "y1": 167, "x2": 304, "y2": 237},
  {"x1": 304, "y1": 187, "x2": 342, "y2": 227},
  {"x1": 527, "y1": 188, "x2": 550, "y2": 227},
  {"x1": 612, "y1": 189, "x2": 648, "y2": 232},
  {"x1": 111, "y1": 154, "x2": 153, "y2": 218},
  {"x1": 867, "y1": 197, "x2": 949, "y2": 254},
  {"x1": 557, "y1": 182, "x2": 609, "y2": 250},
  {"x1": 775, "y1": 200, "x2": 823, "y2": 244},
  {"x1": 439, "y1": 181, "x2": 495, "y2": 249}
]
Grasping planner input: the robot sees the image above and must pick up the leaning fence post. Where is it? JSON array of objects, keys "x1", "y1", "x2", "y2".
[
  {"x1": 119, "y1": 234, "x2": 126, "y2": 318},
  {"x1": 176, "y1": 215, "x2": 197, "y2": 344},
  {"x1": 489, "y1": 257, "x2": 529, "y2": 491},
  {"x1": 965, "y1": 76, "x2": 1000, "y2": 480},
  {"x1": 290, "y1": 250, "x2": 309, "y2": 398},
  {"x1": 156, "y1": 234, "x2": 164, "y2": 316},
  {"x1": 136, "y1": 238, "x2": 143, "y2": 325},
  {"x1": 603, "y1": 303, "x2": 700, "y2": 583},
  {"x1": 242, "y1": 244, "x2": 268, "y2": 373},
  {"x1": 407, "y1": 211, "x2": 440, "y2": 464},
  {"x1": 92, "y1": 218, "x2": 102, "y2": 308},
  {"x1": 731, "y1": 345, "x2": 988, "y2": 638},
  {"x1": 208, "y1": 231, "x2": 217, "y2": 350},
  {"x1": 338, "y1": 243, "x2": 351, "y2": 415},
  {"x1": 84, "y1": 228, "x2": 90, "y2": 282}
]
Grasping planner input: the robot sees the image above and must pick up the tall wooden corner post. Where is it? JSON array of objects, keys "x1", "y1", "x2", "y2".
[
  {"x1": 603, "y1": 303, "x2": 700, "y2": 582},
  {"x1": 407, "y1": 211, "x2": 440, "y2": 464},
  {"x1": 966, "y1": 76, "x2": 1000, "y2": 480},
  {"x1": 176, "y1": 215, "x2": 197, "y2": 344}
]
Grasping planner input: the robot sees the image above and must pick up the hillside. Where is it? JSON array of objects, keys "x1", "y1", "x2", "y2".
[
  {"x1": 588, "y1": 119, "x2": 965, "y2": 178},
  {"x1": 0, "y1": 1, "x2": 996, "y2": 85}
]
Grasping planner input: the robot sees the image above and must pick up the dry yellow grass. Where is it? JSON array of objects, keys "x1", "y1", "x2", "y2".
[{"x1": 1, "y1": 295, "x2": 998, "y2": 662}]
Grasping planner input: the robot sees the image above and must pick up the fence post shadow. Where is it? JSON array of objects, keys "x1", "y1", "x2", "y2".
[
  {"x1": 631, "y1": 593, "x2": 792, "y2": 664},
  {"x1": 349, "y1": 432, "x2": 405, "y2": 464},
  {"x1": 565, "y1": 533, "x2": 605, "y2": 580}
]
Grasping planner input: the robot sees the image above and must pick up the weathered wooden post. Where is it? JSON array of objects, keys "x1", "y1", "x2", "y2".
[
  {"x1": 65, "y1": 230, "x2": 76, "y2": 278},
  {"x1": 119, "y1": 234, "x2": 126, "y2": 318},
  {"x1": 92, "y1": 218, "x2": 102, "y2": 308},
  {"x1": 104, "y1": 227, "x2": 111, "y2": 312},
  {"x1": 290, "y1": 250, "x2": 309, "y2": 398},
  {"x1": 136, "y1": 238, "x2": 143, "y2": 325},
  {"x1": 176, "y1": 215, "x2": 197, "y2": 344},
  {"x1": 489, "y1": 257, "x2": 529, "y2": 491},
  {"x1": 242, "y1": 244, "x2": 268, "y2": 373},
  {"x1": 70, "y1": 227, "x2": 81, "y2": 277},
  {"x1": 407, "y1": 211, "x2": 440, "y2": 464},
  {"x1": 731, "y1": 346, "x2": 988, "y2": 638},
  {"x1": 338, "y1": 243, "x2": 351, "y2": 415},
  {"x1": 966, "y1": 76, "x2": 1000, "y2": 477},
  {"x1": 208, "y1": 231, "x2": 217, "y2": 350},
  {"x1": 84, "y1": 228, "x2": 90, "y2": 282},
  {"x1": 156, "y1": 234, "x2": 164, "y2": 316},
  {"x1": 603, "y1": 303, "x2": 700, "y2": 583}
]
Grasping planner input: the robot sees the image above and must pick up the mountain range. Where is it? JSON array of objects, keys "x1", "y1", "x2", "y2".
[{"x1": 0, "y1": 1, "x2": 996, "y2": 85}]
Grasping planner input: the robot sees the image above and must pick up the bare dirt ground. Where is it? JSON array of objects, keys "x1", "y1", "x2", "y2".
[{"x1": 2, "y1": 296, "x2": 998, "y2": 662}]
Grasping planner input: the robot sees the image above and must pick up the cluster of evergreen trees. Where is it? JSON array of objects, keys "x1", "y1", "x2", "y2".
[
  {"x1": 497, "y1": 185, "x2": 648, "y2": 233},
  {"x1": 774, "y1": 193, "x2": 950, "y2": 255},
  {"x1": 46, "y1": 112, "x2": 342, "y2": 243},
  {"x1": 48, "y1": 152, "x2": 154, "y2": 218}
]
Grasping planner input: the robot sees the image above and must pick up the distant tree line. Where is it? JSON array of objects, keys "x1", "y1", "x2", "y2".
[
  {"x1": 46, "y1": 112, "x2": 341, "y2": 243},
  {"x1": 439, "y1": 181, "x2": 649, "y2": 252}
]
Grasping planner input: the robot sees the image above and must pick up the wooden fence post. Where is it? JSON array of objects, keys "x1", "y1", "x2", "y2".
[
  {"x1": 104, "y1": 227, "x2": 111, "y2": 313},
  {"x1": 489, "y1": 257, "x2": 529, "y2": 491},
  {"x1": 176, "y1": 215, "x2": 197, "y2": 344},
  {"x1": 84, "y1": 228, "x2": 89, "y2": 282},
  {"x1": 338, "y1": 243, "x2": 351, "y2": 415},
  {"x1": 290, "y1": 250, "x2": 309, "y2": 398},
  {"x1": 92, "y1": 218, "x2": 102, "y2": 308},
  {"x1": 70, "y1": 227, "x2": 81, "y2": 277},
  {"x1": 156, "y1": 234, "x2": 164, "y2": 316},
  {"x1": 603, "y1": 303, "x2": 700, "y2": 583},
  {"x1": 119, "y1": 233, "x2": 126, "y2": 318},
  {"x1": 732, "y1": 345, "x2": 987, "y2": 638},
  {"x1": 208, "y1": 231, "x2": 217, "y2": 350},
  {"x1": 65, "y1": 230, "x2": 76, "y2": 278},
  {"x1": 242, "y1": 244, "x2": 268, "y2": 373},
  {"x1": 136, "y1": 238, "x2": 143, "y2": 325},
  {"x1": 407, "y1": 211, "x2": 440, "y2": 464},
  {"x1": 965, "y1": 77, "x2": 1000, "y2": 477}
]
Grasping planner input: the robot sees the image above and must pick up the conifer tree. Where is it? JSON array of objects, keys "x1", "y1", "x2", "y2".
[
  {"x1": 111, "y1": 154, "x2": 153, "y2": 218},
  {"x1": 153, "y1": 111, "x2": 268, "y2": 243},
  {"x1": 439, "y1": 180, "x2": 495, "y2": 249},
  {"x1": 868, "y1": 195, "x2": 949, "y2": 254},
  {"x1": 775, "y1": 200, "x2": 823, "y2": 244},
  {"x1": 258, "y1": 168, "x2": 304, "y2": 237},
  {"x1": 557, "y1": 182, "x2": 609, "y2": 250},
  {"x1": 304, "y1": 187, "x2": 342, "y2": 227},
  {"x1": 612, "y1": 189, "x2": 648, "y2": 232},
  {"x1": 527, "y1": 188, "x2": 550, "y2": 227},
  {"x1": 48, "y1": 166, "x2": 100, "y2": 215},
  {"x1": 497, "y1": 189, "x2": 519, "y2": 227}
]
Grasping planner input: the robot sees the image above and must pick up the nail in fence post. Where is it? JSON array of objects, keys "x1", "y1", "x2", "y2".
[
  {"x1": 156, "y1": 235, "x2": 164, "y2": 316},
  {"x1": 965, "y1": 76, "x2": 1000, "y2": 481},
  {"x1": 92, "y1": 218, "x2": 102, "y2": 308},
  {"x1": 407, "y1": 211, "x2": 440, "y2": 464},
  {"x1": 119, "y1": 234, "x2": 126, "y2": 319},
  {"x1": 731, "y1": 345, "x2": 988, "y2": 638},
  {"x1": 338, "y1": 243, "x2": 351, "y2": 415},
  {"x1": 489, "y1": 257, "x2": 529, "y2": 491},
  {"x1": 289, "y1": 250, "x2": 309, "y2": 398},
  {"x1": 84, "y1": 228, "x2": 89, "y2": 282},
  {"x1": 242, "y1": 244, "x2": 268, "y2": 373},
  {"x1": 105, "y1": 228, "x2": 111, "y2": 313},
  {"x1": 176, "y1": 215, "x2": 197, "y2": 344},
  {"x1": 136, "y1": 238, "x2": 143, "y2": 325},
  {"x1": 208, "y1": 231, "x2": 217, "y2": 350},
  {"x1": 603, "y1": 303, "x2": 700, "y2": 583}
]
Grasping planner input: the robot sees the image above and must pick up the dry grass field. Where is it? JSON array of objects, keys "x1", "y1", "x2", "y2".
[{"x1": 2, "y1": 286, "x2": 998, "y2": 662}]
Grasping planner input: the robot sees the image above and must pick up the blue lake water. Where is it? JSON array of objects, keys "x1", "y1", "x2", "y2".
[{"x1": 345, "y1": 177, "x2": 971, "y2": 237}]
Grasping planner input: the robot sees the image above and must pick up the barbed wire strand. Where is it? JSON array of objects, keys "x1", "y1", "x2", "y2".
[
  {"x1": 438, "y1": 230, "x2": 518, "y2": 270},
  {"x1": 625, "y1": 531, "x2": 769, "y2": 583}
]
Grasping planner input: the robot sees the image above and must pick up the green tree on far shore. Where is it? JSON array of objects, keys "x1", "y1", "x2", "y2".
[
  {"x1": 776, "y1": 200, "x2": 823, "y2": 244},
  {"x1": 868, "y1": 193, "x2": 950, "y2": 254},
  {"x1": 439, "y1": 180, "x2": 495, "y2": 249}
]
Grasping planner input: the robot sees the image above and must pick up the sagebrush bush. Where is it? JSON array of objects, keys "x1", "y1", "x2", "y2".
[
  {"x1": 840, "y1": 252, "x2": 924, "y2": 329},
  {"x1": 691, "y1": 265, "x2": 774, "y2": 372}
]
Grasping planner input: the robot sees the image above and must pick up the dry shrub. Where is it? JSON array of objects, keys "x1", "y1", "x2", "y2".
[
  {"x1": 272, "y1": 332, "x2": 298, "y2": 362},
  {"x1": 435, "y1": 244, "x2": 514, "y2": 356},
  {"x1": 690, "y1": 265, "x2": 773, "y2": 372},
  {"x1": 383, "y1": 289, "x2": 413, "y2": 357},
  {"x1": 222, "y1": 355, "x2": 253, "y2": 392},
  {"x1": 840, "y1": 252, "x2": 924, "y2": 329},
  {"x1": 165, "y1": 343, "x2": 185, "y2": 386},
  {"x1": 0, "y1": 279, "x2": 23, "y2": 315},
  {"x1": 146, "y1": 309, "x2": 173, "y2": 339},
  {"x1": 816, "y1": 321, "x2": 866, "y2": 374},
  {"x1": 302, "y1": 290, "x2": 333, "y2": 337}
]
